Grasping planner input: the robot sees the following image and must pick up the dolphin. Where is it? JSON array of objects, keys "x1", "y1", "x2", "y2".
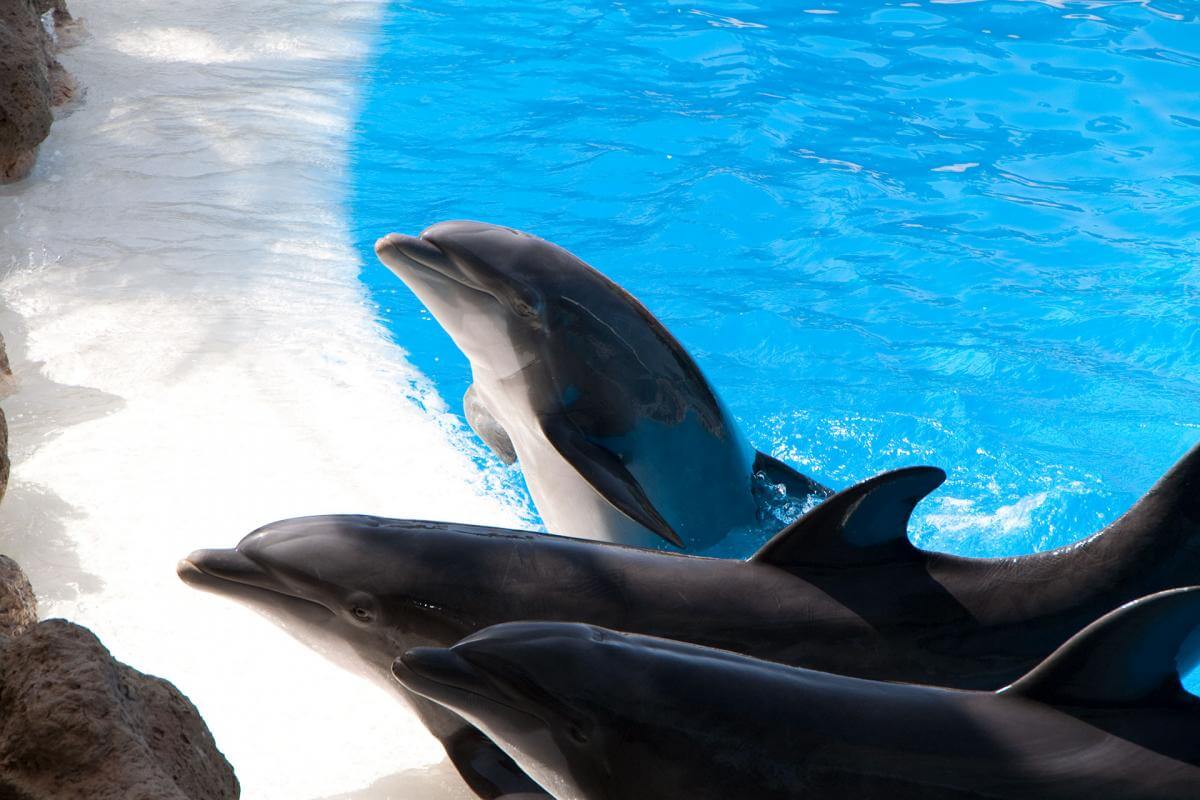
[
  {"x1": 373, "y1": 221, "x2": 829, "y2": 551},
  {"x1": 178, "y1": 442, "x2": 1200, "y2": 797},
  {"x1": 395, "y1": 587, "x2": 1200, "y2": 800}
]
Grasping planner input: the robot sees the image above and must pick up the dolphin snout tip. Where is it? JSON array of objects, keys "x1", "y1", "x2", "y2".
[
  {"x1": 394, "y1": 646, "x2": 484, "y2": 692},
  {"x1": 176, "y1": 557, "x2": 203, "y2": 584},
  {"x1": 393, "y1": 647, "x2": 436, "y2": 681},
  {"x1": 374, "y1": 232, "x2": 444, "y2": 270},
  {"x1": 373, "y1": 232, "x2": 407, "y2": 257},
  {"x1": 392, "y1": 651, "x2": 426, "y2": 690},
  {"x1": 391, "y1": 652, "x2": 414, "y2": 681},
  {"x1": 175, "y1": 547, "x2": 268, "y2": 587},
  {"x1": 176, "y1": 554, "x2": 227, "y2": 590}
]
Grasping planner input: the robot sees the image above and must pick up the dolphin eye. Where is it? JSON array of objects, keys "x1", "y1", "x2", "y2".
[
  {"x1": 347, "y1": 592, "x2": 375, "y2": 622},
  {"x1": 567, "y1": 723, "x2": 589, "y2": 745},
  {"x1": 508, "y1": 287, "x2": 541, "y2": 319}
]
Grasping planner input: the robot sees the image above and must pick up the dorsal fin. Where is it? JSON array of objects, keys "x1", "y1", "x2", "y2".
[
  {"x1": 750, "y1": 466, "x2": 945, "y2": 570},
  {"x1": 1084, "y1": 441, "x2": 1200, "y2": 560},
  {"x1": 1003, "y1": 587, "x2": 1200, "y2": 708}
]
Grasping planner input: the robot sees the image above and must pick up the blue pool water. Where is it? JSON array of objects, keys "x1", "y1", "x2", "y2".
[{"x1": 348, "y1": 0, "x2": 1199, "y2": 560}]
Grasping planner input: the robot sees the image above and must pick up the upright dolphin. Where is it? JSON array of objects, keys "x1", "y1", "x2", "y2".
[
  {"x1": 179, "y1": 443, "x2": 1200, "y2": 798},
  {"x1": 374, "y1": 221, "x2": 829, "y2": 550},
  {"x1": 396, "y1": 588, "x2": 1200, "y2": 800}
]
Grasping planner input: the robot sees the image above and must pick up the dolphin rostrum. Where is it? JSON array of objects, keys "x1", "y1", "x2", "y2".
[
  {"x1": 396, "y1": 587, "x2": 1200, "y2": 800},
  {"x1": 374, "y1": 221, "x2": 830, "y2": 551},
  {"x1": 178, "y1": 442, "x2": 1200, "y2": 797}
]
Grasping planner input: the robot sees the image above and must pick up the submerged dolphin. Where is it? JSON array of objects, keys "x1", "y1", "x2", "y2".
[
  {"x1": 396, "y1": 588, "x2": 1200, "y2": 800},
  {"x1": 178, "y1": 443, "x2": 1200, "y2": 797},
  {"x1": 374, "y1": 221, "x2": 829, "y2": 550}
]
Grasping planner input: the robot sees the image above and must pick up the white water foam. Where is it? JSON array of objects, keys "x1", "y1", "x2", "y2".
[{"x1": 0, "y1": 1, "x2": 524, "y2": 797}]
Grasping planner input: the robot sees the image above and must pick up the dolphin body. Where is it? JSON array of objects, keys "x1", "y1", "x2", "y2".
[
  {"x1": 178, "y1": 443, "x2": 1200, "y2": 798},
  {"x1": 374, "y1": 221, "x2": 830, "y2": 551},
  {"x1": 396, "y1": 588, "x2": 1200, "y2": 800}
]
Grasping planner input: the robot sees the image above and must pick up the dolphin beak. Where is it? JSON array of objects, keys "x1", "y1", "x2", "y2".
[
  {"x1": 177, "y1": 548, "x2": 273, "y2": 591},
  {"x1": 393, "y1": 647, "x2": 489, "y2": 696},
  {"x1": 374, "y1": 233, "x2": 449, "y2": 276},
  {"x1": 177, "y1": 547, "x2": 335, "y2": 625}
]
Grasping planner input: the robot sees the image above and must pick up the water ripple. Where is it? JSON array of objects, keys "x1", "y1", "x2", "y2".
[{"x1": 351, "y1": 0, "x2": 1200, "y2": 557}]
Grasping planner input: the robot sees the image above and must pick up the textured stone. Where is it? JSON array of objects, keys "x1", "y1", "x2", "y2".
[
  {"x1": 0, "y1": 555, "x2": 35, "y2": 636},
  {"x1": 0, "y1": 331, "x2": 12, "y2": 400},
  {"x1": 0, "y1": 408, "x2": 8, "y2": 508},
  {"x1": 34, "y1": 0, "x2": 71, "y2": 24},
  {"x1": 0, "y1": 331, "x2": 11, "y2": 506},
  {"x1": 0, "y1": 620, "x2": 240, "y2": 800},
  {"x1": 0, "y1": 0, "x2": 76, "y2": 182}
]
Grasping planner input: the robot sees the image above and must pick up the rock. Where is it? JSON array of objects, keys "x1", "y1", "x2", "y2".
[
  {"x1": 0, "y1": 407, "x2": 8, "y2": 508},
  {"x1": 0, "y1": 1, "x2": 52, "y2": 182},
  {"x1": 0, "y1": 620, "x2": 240, "y2": 800},
  {"x1": 0, "y1": 331, "x2": 11, "y2": 382},
  {"x1": 0, "y1": 555, "x2": 35, "y2": 636},
  {"x1": 0, "y1": 0, "x2": 76, "y2": 182},
  {"x1": 34, "y1": 0, "x2": 71, "y2": 25},
  {"x1": 0, "y1": 330, "x2": 13, "y2": 402},
  {"x1": 0, "y1": 330, "x2": 11, "y2": 505}
]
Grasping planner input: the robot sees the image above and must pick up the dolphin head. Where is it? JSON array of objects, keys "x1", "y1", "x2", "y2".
[
  {"x1": 394, "y1": 621, "x2": 641, "y2": 799},
  {"x1": 177, "y1": 516, "x2": 494, "y2": 688},
  {"x1": 375, "y1": 221, "x2": 583, "y2": 380}
]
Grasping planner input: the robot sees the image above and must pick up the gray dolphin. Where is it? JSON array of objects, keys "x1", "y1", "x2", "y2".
[
  {"x1": 374, "y1": 221, "x2": 829, "y2": 551},
  {"x1": 396, "y1": 587, "x2": 1200, "y2": 800},
  {"x1": 178, "y1": 442, "x2": 1200, "y2": 797}
]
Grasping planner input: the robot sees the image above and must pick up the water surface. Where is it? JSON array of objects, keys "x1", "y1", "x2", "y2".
[{"x1": 351, "y1": 0, "x2": 1200, "y2": 557}]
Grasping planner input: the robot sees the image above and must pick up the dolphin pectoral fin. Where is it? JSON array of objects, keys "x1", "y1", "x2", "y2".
[
  {"x1": 752, "y1": 466, "x2": 945, "y2": 570},
  {"x1": 753, "y1": 450, "x2": 833, "y2": 501},
  {"x1": 540, "y1": 416, "x2": 684, "y2": 549},
  {"x1": 465, "y1": 384, "x2": 517, "y2": 464},
  {"x1": 1002, "y1": 586, "x2": 1200, "y2": 710},
  {"x1": 444, "y1": 727, "x2": 549, "y2": 800}
]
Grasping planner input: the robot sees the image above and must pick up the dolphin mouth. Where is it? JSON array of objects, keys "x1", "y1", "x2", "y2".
[
  {"x1": 179, "y1": 548, "x2": 269, "y2": 586},
  {"x1": 375, "y1": 233, "x2": 476, "y2": 289},
  {"x1": 177, "y1": 547, "x2": 279, "y2": 590},
  {"x1": 393, "y1": 647, "x2": 537, "y2": 720},
  {"x1": 395, "y1": 646, "x2": 489, "y2": 694},
  {"x1": 177, "y1": 548, "x2": 333, "y2": 622},
  {"x1": 375, "y1": 232, "x2": 444, "y2": 270}
]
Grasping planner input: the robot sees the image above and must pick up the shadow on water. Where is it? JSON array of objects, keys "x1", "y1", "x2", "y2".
[
  {"x1": 0, "y1": 300, "x2": 119, "y2": 603},
  {"x1": 0, "y1": 482, "x2": 104, "y2": 603}
]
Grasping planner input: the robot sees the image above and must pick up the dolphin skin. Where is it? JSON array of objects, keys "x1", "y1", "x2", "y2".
[
  {"x1": 179, "y1": 442, "x2": 1200, "y2": 797},
  {"x1": 396, "y1": 587, "x2": 1200, "y2": 800},
  {"x1": 374, "y1": 221, "x2": 829, "y2": 551}
]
